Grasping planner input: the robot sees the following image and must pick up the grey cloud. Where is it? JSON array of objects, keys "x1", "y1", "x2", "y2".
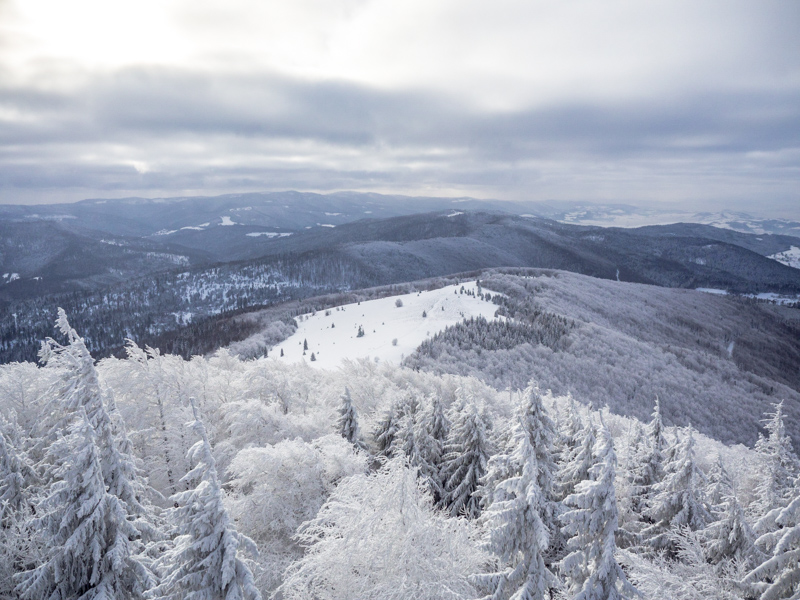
[{"x1": 0, "y1": 66, "x2": 798, "y2": 208}]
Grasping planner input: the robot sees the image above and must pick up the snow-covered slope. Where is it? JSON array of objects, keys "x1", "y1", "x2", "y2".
[
  {"x1": 271, "y1": 282, "x2": 500, "y2": 368},
  {"x1": 769, "y1": 246, "x2": 800, "y2": 269}
]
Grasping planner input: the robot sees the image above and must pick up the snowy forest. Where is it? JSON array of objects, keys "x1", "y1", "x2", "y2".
[{"x1": 1, "y1": 305, "x2": 799, "y2": 600}]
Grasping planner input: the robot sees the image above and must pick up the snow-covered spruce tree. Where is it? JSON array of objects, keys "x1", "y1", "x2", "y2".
[
  {"x1": 743, "y1": 494, "x2": 800, "y2": 600},
  {"x1": 473, "y1": 423, "x2": 559, "y2": 600},
  {"x1": 703, "y1": 493, "x2": 757, "y2": 567},
  {"x1": 374, "y1": 396, "x2": 417, "y2": 458},
  {"x1": 39, "y1": 309, "x2": 156, "y2": 537},
  {"x1": 403, "y1": 401, "x2": 446, "y2": 503},
  {"x1": 751, "y1": 402, "x2": 798, "y2": 521},
  {"x1": 335, "y1": 387, "x2": 367, "y2": 451},
  {"x1": 279, "y1": 458, "x2": 486, "y2": 600},
  {"x1": 15, "y1": 411, "x2": 153, "y2": 600},
  {"x1": 556, "y1": 416, "x2": 596, "y2": 502},
  {"x1": 705, "y1": 453, "x2": 734, "y2": 509},
  {"x1": 628, "y1": 398, "x2": 667, "y2": 516},
  {"x1": 0, "y1": 428, "x2": 37, "y2": 525},
  {"x1": 441, "y1": 403, "x2": 491, "y2": 518},
  {"x1": 148, "y1": 401, "x2": 261, "y2": 600},
  {"x1": 643, "y1": 427, "x2": 713, "y2": 553},
  {"x1": 555, "y1": 396, "x2": 584, "y2": 465},
  {"x1": 559, "y1": 423, "x2": 637, "y2": 600}
]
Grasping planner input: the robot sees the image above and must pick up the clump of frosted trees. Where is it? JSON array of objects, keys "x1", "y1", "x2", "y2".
[{"x1": 2, "y1": 311, "x2": 800, "y2": 600}]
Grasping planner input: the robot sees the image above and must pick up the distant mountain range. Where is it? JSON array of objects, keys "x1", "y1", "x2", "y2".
[{"x1": 0, "y1": 192, "x2": 798, "y2": 363}]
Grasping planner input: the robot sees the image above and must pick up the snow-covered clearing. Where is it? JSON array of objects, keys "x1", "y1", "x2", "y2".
[
  {"x1": 271, "y1": 282, "x2": 501, "y2": 369},
  {"x1": 246, "y1": 232, "x2": 292, "y2": 238},
  {"x1": 220, "y1": 216, "x2": 236, "y2": 226},
  {"x1": 769, "y1": 245, "x2": 800, "y2": 269}
]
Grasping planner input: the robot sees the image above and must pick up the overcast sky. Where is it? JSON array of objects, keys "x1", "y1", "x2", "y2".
[{"x1": 0, "y1": 0, "x2": 798, "y2": 214}]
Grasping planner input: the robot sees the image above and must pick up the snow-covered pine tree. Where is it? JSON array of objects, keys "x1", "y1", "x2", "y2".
[
  {"x1": 743, "y1": 494, "x2": 800, "y2": 600},
  {"x1": 751, "y1": 402, "x2": 798, "y2": 520},
  {"x1": 556, "y1": 416, "x2": 596, "y2": 501},
  {"x1": 441, "y1": 403, "x2": 490, "y2": 518},
  {"x1": 336, "y1": 387, "x2": 367, "y2": 451},
  {"x1": 643, "y1": 427, "x2": 713, "y2": 553},
  {"x1": 15, "y1": 411, "x2": 153, "y2": 600},
  {"x1": 703, "y1": 493, "x2": 757, "y2": 567},
  {"x1": 39, "y1": 309, "x2": 156, "y2": 538},
  {"x1": 560, "y1": 423, "x2": 637, "y2": 600},
  {"x1": 149, "y1": 400, "x2": 261, "y2": 600},
  {"x1": 473, "y1": 422, "x2": 559, "y2": 600}
]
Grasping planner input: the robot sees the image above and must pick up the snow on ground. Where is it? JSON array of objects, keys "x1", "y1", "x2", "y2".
[
  {"x1": 220, "y1": 216, "x2": 236, "y2": 226},
  {"x1": 769, "y1": 246, "x2": 800, "y2": 269},
  {"x1": 696, "y1": 287, "x2": 728, "y2": 295},
  {"x1": 271, "y1": 282, "x2": 501, "y2": 369},
  {"x1": 246, "y1": 232, "x2": 293, "y2": 238}
]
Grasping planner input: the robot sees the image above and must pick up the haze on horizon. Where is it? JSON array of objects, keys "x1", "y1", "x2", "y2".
[{"x1": 0, "y1": 0, "x2": 798, "y2": 217}]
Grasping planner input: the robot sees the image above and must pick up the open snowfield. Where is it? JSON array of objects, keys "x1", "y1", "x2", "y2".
[
  {"x1": 769, "y1": 246, "x2": 800, "y2": 269},
  {"x1": 271, "y1": 282, "x2": 501, "y2": 369}
]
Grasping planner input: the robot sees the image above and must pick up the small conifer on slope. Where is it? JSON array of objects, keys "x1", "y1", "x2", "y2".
[
  {"x1": 15, "y1": 411, "x2": 153, "y2": 600},
  {"x1": 148, "y1": 401, "x2": 261, "y2": 600},
  {"x1": 560, "y1": 424, "x2": 637, "y2": 600}
]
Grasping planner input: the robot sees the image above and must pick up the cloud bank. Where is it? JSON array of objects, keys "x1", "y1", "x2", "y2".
[{"x1": 0, "y1": 0, "x2": 798, "y2": 214}]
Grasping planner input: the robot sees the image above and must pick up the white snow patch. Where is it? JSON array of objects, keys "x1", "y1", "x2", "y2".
[
  {"x1": 364, "y1": 211, "x2": 372, "y2": 214},
  {"x1": 318, "y1": 224, "x2": 335, "y2": 228},
  {"x1": 768, "y1": 246, "x2": 800, "y2": 269},
  {"x1": 271, "y1": 282, "x2": 502, "y2": 369},
  {"x1": 181, "y1": 226, "x2": 205, "y2": 231},
  {"x1": 446, "y1": 211, "x2": 464, "y2": 217},
  {"x1": 220, "y1": 216, "x2": 236, "y2": 226},
  {"x1": 696, "y1": 288, "x2": 728, "y2": 295},
  {"x1": 3, "y1": 273, "x2": 20, "y2": 282},
  {"x1": 246, "y1": 232, "x2": 293, "y2": 238},
  {"x1": 727, "y1": 341, "x2": 735, "y2": 357},
  {"x1": 153, "y1": 229, "x2": 178, "y2": 236},
  {"x1": 324, "y1": 212, "x2": 342, "y2": 216}
]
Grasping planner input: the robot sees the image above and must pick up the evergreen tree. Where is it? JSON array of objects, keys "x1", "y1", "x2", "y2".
[
  {"x1": 556, "y1": 416, "x2": 596, "y2": 501},
  {"x1": 149, "y1": 401, "x2": 261, "y2": 600},
  {"x1": 441, "y1": 404, "x2": 490, "y2": 518},
  {"x1": 704, "y1": 493, "x2": 757, "y2": 567},
  {"x1": 643, "y1": 427, "x2": 713, "y2": 553},
  {"x1": 555, "y1": 397, "x2": 583, "y2": 465},
  {"x1": 336, "y1": 388, "x2": 367, "y2": 451},
  {"x1": 39, "y1": 309, "x2": 156, "y2": 538},
  {"x1": 15, "y1": 412, "x2": 153, "y2": 600},
  {"x1": 628, "y1": 398, "x2": 667, "y2": 514},
  {"x1": 560, "y1": 424, "x2": 637, "y2": 600},
  {"x1": 743, "y1": 494, "x2": 800, "y2": 600},
  {"x1": 751, "y1": 402, "x2": 798, "y2": 520},
  {"x1": 404, "y1": 399, "x2": 446, "y2": 503},
  {"x1": 473, "y1": 423, "x2": 559, "y2": 600},
  {"x1": 0, "y1": 429, "x2": 37, "y2": 525},
  {"x1": 705, "y1": 453, "x2": 734, "y2": 509}
]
